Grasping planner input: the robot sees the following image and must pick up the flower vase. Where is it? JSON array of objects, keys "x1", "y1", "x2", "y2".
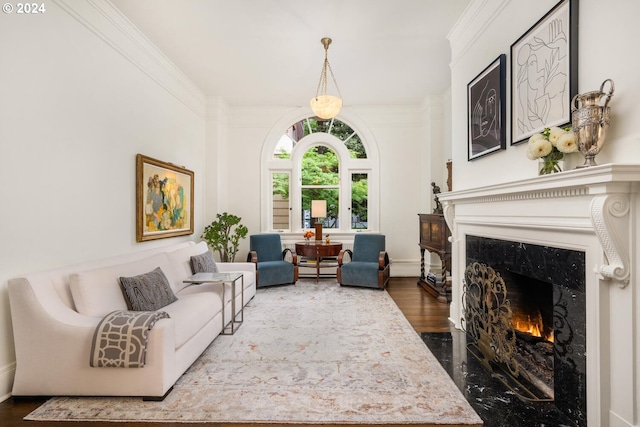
[{"x1": 538, "y1": 158, "x2": 564, "y2": 175}]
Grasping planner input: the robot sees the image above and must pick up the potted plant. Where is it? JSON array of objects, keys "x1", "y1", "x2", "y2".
[{"x1": 201, "y1": 212, "x2": 248, "y2": 262}]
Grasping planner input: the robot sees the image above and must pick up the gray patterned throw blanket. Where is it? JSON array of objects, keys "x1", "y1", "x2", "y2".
[{"x1": 90, "y1": 310, "x2": 169, "y2": 368}]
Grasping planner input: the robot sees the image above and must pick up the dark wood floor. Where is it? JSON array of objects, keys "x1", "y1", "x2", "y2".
[
  {"x1": 386, "y1": 277, "x2": 454, "y2": 333},
  {"x1": 0, "y1": 277, "x2": 458, "y2": 427}
]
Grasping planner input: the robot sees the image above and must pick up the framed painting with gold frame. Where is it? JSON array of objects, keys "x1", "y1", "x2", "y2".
[{"x1": 136, "y1": 154, "x2": 194, "y2": 242}]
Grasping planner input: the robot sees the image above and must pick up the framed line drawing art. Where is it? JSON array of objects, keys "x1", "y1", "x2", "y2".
[
  {"x1": 136, "y1": 154, "x2": 194, "y2": 242},
  {"x1": 510, "y1": 0, "x2": 578, "y2": 145},
  {"x1": 468, "y1": 54, "x2": 506, "y2": 161}
]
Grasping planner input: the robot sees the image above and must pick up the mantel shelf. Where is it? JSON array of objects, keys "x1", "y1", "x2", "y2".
[{"x1": 439, "y1": 163, "x2": 640, "y2": 204}]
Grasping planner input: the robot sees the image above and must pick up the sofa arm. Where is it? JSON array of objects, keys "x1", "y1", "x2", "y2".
[{"x1": 8, "y1": 277, "x2": 177, "y2": 396}]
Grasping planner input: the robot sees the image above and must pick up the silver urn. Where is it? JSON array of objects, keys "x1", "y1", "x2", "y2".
[{"x1": 571, "y1": 79, "x2": 614, "y2": 168}]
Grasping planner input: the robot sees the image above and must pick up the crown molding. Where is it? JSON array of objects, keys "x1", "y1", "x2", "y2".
[
  {"x1": 53, "y1": 0, "x2": 206, "y2": 116},
  {"x1": 447, "y1": 0, "x2": 511, "y2": 69}
]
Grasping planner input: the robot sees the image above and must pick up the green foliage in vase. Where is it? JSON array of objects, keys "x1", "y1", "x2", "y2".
[{"x1": 201, "y1": 212, "x2": 248, "y2": 262}]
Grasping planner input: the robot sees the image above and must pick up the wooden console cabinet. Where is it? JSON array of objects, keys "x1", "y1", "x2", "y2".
[{"x1": 418, "y1": 213, "x2": 451, "y2": 303}]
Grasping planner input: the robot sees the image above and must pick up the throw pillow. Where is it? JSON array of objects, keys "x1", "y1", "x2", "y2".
[
  {"x1": 190, "y1": 250, "x2": 218, "y2": 274},
  {"x1": 119, "y1": 267, "x2": 178, "y2": 311}
]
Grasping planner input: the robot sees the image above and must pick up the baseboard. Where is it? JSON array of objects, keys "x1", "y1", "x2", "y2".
[
  {"x1": 296, "y1": 260, "x2": 423, "y2": 278},
  {"x1": 0, "y1": 362, "x2": 15, "y2": 403},
  {"x1": 389, "y1": 260, "x2": 421, "y2": 277}
]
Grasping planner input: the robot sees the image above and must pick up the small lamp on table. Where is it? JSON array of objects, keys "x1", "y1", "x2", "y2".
[{"x1": 311, "y1": 200, "x2": 326, "y2": 241}]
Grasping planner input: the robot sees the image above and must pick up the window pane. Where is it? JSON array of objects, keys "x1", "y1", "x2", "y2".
[
  {"x1": 344, "y1": 134, "x2": 367, "y2": 159},
  {"x1": 273, "y1": 134, "x2": 293, "y2": 159},
  {"x1": 301, "y1": 145, "x2": 339, "y2": 185},
  {"x1": 272, "y1": 173, "x2": 290, "y2": 230},
  {"x1": 301, "y1": 188, "x2": 339, "y2": 230},
  {"x1": 292, "y1": 117, "x2": 367, "y2": 159},
  {"x1": 351, "y1": 173, "x2": 368, "y2": 229}
]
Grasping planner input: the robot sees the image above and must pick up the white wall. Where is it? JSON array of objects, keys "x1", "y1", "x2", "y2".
[
  {"x1": 0, "y1": 0, "x2": 206, "y2": 400},
  {"x1": 356, "y1": 107, "x2": 425, "y2": 273},
  {"x1": 449, "y1": 0, "x2": 640, "y2": 191}
]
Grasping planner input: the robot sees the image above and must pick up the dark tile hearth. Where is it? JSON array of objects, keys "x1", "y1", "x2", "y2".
[{"x1": 422, "y1": 331, "x2": 575, "y2": 427}]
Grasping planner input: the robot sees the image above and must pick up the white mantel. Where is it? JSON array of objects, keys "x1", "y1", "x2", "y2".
[{"x1": 439, "y1": 164, "x2": 640, "y2": 427}]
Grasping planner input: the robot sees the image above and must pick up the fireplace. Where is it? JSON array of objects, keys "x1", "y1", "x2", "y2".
[
  {"x1": 438, "y1": 165, "x2": 640, "y2": 427},
  {"x1": 464, "y1": 236, "x2": 586, "y2": 426}
]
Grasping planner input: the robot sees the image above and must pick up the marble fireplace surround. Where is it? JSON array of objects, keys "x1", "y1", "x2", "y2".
[{"x1": 439, "y1": 164, "x2": 640, "y2": 427}]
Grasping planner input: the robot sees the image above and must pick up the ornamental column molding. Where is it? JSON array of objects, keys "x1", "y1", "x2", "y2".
[
  {"x1": 443, "y1": 202, "x2": 455, "y2": 242},
  {"x1": 442, "y1": 201, "x2": 463, "y2": 328},
  {"x1": 589, "y1": 191, "x2": 631, "y2": 288}
]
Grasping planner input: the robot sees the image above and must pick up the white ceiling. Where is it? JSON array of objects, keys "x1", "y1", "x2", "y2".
[{"x1": 110, "y1": 0, "x2": 470, "y2": 108}]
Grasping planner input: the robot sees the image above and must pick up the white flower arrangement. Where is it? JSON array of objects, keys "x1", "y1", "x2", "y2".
[{"x1": 526, "y1": 126, "x2": 578, "y2": 174}]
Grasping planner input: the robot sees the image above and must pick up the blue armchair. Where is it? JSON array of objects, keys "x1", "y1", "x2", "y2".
[
  {"x1": 248, "y1": 234, "x2": 298, "y2": 287},
  {"x1": 337, "y1": 234, "x2": 390, "y2": 289}
]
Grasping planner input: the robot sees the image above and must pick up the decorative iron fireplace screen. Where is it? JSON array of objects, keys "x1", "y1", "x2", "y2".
[{"x1": 463, "y1": 261, "x2": 553, "y2": 401}]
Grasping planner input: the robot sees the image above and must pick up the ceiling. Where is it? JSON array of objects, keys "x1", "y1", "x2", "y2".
[{"x1": 110, "y1": 0, "x2": 470, "y2": 108}]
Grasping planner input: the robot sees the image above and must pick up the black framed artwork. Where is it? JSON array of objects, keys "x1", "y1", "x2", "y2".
[
  {"x1": 467, "y1": 54, "x2": 506, "y2": 161},
  {"x1": 510, "y1": 0, "x2": 579, "y2": 145}
]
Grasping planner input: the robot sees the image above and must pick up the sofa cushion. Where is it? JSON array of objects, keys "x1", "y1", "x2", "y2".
[
  {"x1": 166, "y1": 241, "x2": 210, "y2": 293},
  {"x1": 119, "y1": 267, "x2": 178, "y2": 311},
  {"x1": 190, "y1": 250, "x2": 218, "y2": 274},
  {"x1": 162, "y1": 292, "x2": 221, "y2": 349},
  {"x1": 70, "y1": 253, "x2": 174, "y2": 317}
]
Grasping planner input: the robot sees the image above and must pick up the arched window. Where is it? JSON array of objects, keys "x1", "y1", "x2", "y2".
[{"x1": 264, "y1": 114, "x2": 378, "y2": 235}]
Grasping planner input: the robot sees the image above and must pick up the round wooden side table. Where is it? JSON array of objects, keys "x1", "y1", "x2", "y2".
[{"x1": 295, "y1": 241, "x2": 343, "y2": 281}]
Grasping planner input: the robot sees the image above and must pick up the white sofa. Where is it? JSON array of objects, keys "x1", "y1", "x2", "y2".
[{"x1": 7, "y1": 241, "x2": 256, "y2": 399}]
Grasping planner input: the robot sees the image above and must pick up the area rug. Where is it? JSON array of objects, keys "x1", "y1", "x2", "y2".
[{"x1": 26, "y1": 280, "x2": 482, "y2": 425}]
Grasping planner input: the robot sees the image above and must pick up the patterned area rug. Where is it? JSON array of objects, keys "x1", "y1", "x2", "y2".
[{"x1": 26, "y1": 280, "x2": 482, "y2": 425}]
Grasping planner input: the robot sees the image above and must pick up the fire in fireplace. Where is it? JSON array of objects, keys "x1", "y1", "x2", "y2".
[
  {"x1": 508, "y1": 272, "x2": 554, "y2": 342},
  {"x1": 514, "y1": 317, "x2": 552, "y2": 341},
  {"x1": 507, "y1": 271, "x2": 555, "y2": 398}
]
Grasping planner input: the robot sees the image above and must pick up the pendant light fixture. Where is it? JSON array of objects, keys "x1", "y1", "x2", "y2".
[{"x1": 310, "y1": 37, "x2": 342, "y2": 119}]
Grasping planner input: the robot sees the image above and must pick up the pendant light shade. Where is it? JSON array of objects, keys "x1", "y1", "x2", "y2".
[
  {"x1": 310, "y1": 37, "x2": 342, "y2": 119},
  {"x1": 310, "y1": 95, "x2": 342, "y2": 120}
]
